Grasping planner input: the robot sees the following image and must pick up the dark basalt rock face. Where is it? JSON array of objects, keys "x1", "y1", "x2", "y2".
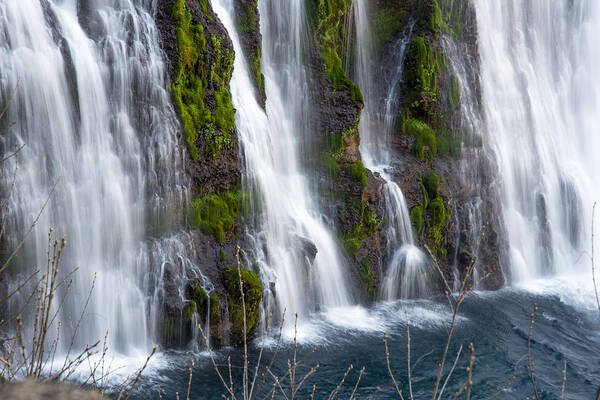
[{"x1": 150, "y1": 0, "x2": 509, "y2": 349}]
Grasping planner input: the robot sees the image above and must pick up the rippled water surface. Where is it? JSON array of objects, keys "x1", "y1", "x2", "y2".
[{"x1": 116, "y1": 276, "x2": 600, "y2": 399}]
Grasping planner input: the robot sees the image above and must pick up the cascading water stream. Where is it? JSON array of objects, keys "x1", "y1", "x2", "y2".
[
  {"x1": 211, "y1": 0, "x2": 350, "y2": 322},
  {"x1": 351, "y1": 0, "x2": 426, "y2": 299},
  {"x1": 475, "y1": 1, "x2": 599, "y2": 281},
  {"x1": 0, "y1": 0, "x2": 196, "y2": 356}
]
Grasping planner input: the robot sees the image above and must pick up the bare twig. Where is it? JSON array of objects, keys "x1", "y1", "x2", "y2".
[
  {"x1": 328, "y1": 364, "x2": 353, "y2": 400},
  {"x1": 384, "y1": 333, "x2": 404, "y2": 400},
  {"x1": 465, "y1": 343, "x2": 475, "y2": 400},
  {"x1": 561, "y1": 360, "x2": 567, "y2": 400},
  {"x1": 437, "y1": 344, "x2": 463, "y2": 400},
  {"x1": 349, "y1": 366, "x2": 365, "y2": 400},
  {"x1": 187, "y1": 359, "x2": 195, "y2": 400},
  {"x1": 527, "y1": 305, "x2": 540, "y2": 400}
]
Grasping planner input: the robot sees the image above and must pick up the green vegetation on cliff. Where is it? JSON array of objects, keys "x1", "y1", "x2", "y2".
[
  {"x1": 343, "y1": 201, "x2": 380, "y2": 258},
  {"x1": 410, "y1": 171, "x2": 449, "y2": 260},
  {"x1": 223, "y1": 267, "x2": 263, "y2": 344},
  {"x1": 187, "y1": 190, "x2": 247, "y2": 243},
  {"x1": 171, "y1": 0, "x2": 235, "y2": 159},
  {"x1": 313, "y1": 0, "x2": 363, "y2": 102}
]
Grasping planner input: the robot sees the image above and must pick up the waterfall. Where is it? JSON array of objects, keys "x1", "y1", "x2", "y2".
[
  {"x1": 351, "y1": 0, "x2": 427, "y2": 299},
  {"x1": 0, "y1": 0, "x2": 192, "y2": 355},
  {"x1": 211, "y1": 0, "x2": 350, "y2": 321},
  {"x1": 475, "y1": 1, "x2": 599, "y2": 281}
]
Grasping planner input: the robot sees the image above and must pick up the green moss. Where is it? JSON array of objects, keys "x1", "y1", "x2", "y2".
[
  {"x1": 449, "y1": 75, "x2": 460, "y2": 109},
  {"x1": 404, "y1": 36, "x2": 440, "y2": 115},
  {"x1": 342, "y1": 201, "x2": 380, "y2": 258},
  {"x1": 249, "y1": 49, "x2": 265, "y2": 101},
  {"x1": 236, "y1": 1, "x2": 257, "y2": 33},
  {"x1": 223, "y1": 268, "x2": 263, "y2": 344},
  {"x1": 410, "y1": 205, "x2": 424, "y2": 235},
  {"x1": 424, "y1": 171, "x2": 441, "y2": 199},
  {"x1": 419, "y1": 0, "x2": 443, "y2": 33},
  {"x1": 187, "y1": 190, "x2": 247, "y2": 243},
  {"x1": 209, "y1": 294, "x2": 222, "y2": 346},
  {"x1": 343, "y1": 237, "x2": 361, "y2": 257},
  {"x1": 220, "y1": 249, "x2": 227, "y2": 261},
  {"x1": 403, "y1": 117, "x2": 437, "y2": 160},
  {"x1": 171, "y1": 0, "x2": 235, "y2": 159},
  {"x1": 193, "y1": 285, "x2": 209, "y2": 313},
  {"x1": 183, "y1": 301, "x2": 196, "y2": 322},
  {"x1": 313, "y1": 0, "x2": 363, "y2": 103},
  {"x1": 346, "y1": 160, "x2": 368, "y2": 187},
  {"x1": 425, "y1": 197, "x2": 449, "y2": 259}
]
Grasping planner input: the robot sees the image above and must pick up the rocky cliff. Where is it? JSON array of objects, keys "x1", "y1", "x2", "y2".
[{"x1": 153, "y1": 0, "x2": 505, "y2": 348}]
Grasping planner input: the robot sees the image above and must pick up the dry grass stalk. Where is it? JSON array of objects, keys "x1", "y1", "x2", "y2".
[
  {"x1": 527, "y1": 304, "x2": 541, "y2": 400},
  {"x1": 384, "y1": 332, "x2": 404, "y2": 400},
  {"x1": 349, "y1": 366, "x2": 365, "y2": 400}
]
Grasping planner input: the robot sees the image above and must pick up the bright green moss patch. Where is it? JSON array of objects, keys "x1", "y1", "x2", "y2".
[
  {"x1": 404, "y1": 36, "x2": 441, "y2": 114},
  {"x1": 346, "y1": 160, "x2": 368, "y2": 187},
  {"x1": 403, "y1": 117, "x2": 437, "y2": 160},
  {"x1": 410, "y1": 205, "x2": 424, "y2": 235},
  {"x1": 223, "y1": 268, "x2": 263, "y2": 344},
  {"x1": 193, "y1": 284, "x2": 209, "y2": 313},
  {"x1": 187, "y1": 190, "x2": 247, "y2": 243},
  {"x1": 171, "y1": 0, "x2": 235, "y2": 159}
]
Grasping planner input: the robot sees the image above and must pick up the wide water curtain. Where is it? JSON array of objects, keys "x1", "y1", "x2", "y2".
[
  {"x1": 0, "y1": 0, "x2": 185, "y2": 354},
  {"x1": 476, "y1": 1, "x2": 600, "y2": 281},
  {"x1": 211, "y1": 0, "x2": 350, "y2": 322}
]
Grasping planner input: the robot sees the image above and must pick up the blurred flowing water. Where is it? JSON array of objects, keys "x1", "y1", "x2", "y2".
[
  {"x1": 212, "y1": 0, "x2": 350, "y2": 324},
  {"x1": 1, "y1": 0, "x2": 600, "y2": 397},
  {"x1": 476, "y1": 0, "x2": 600, "y2": 281},
  {"x1": 0, "y1": 0, "x2": 195, "y2": 355}
]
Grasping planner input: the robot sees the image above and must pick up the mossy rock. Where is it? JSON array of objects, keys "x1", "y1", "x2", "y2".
[
  {"x1": 223, "y1": 268, "x2": 263, "y2": 344},
  {"x1": 345, "y1": 160, "x2": 368, "y2": 187},
  {"x1": 403, "y1": 118, "x2": 437, "y2": 160},
  {"x1": 187, "y1": 190, "x2": 247, "y2": 243},
  {"x1": 171, "y1": 0, "x2": 235, "y2": 159},
  {"x1": 410, "y1": 205, "x2": 424, "y2": 235}
]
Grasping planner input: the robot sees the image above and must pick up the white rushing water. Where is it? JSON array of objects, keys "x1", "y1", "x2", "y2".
[
  {"x1": 0, "y1": 0, "x2": 192, "y2": 355},
  {"x1": 475, "y1": 1, "x2": 600, "y2": 281},
  {"x1": 351, "y1": 0, "x2": 427, "y2": 299},
  {"x1": 211, "y1": 0, "x2": 350, "y2": 320}
]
